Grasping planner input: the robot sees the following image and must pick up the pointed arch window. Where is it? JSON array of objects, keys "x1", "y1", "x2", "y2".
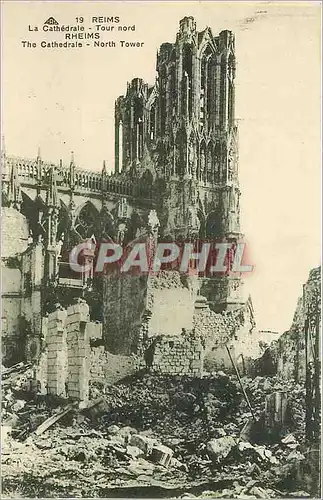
[
  {"x1": 75, "y1": 202, "x2": 100, "y2": 240},
  {"x1": 200, "y1": 45, "x2": 213, "y2": 130},
  {"x1": 134, "y1": 98, "x2": 144, "y2": 160},
  {"x1": 149, "y1": 104, "x2": 156, "y2": 140},
  {"x1": 182, "y1": 44, "x2": 193, "y2": 119},
  {"x1": 228, "y1": 54, "x2": 235, "y2": 127}
]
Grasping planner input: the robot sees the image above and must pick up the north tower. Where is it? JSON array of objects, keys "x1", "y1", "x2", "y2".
[{"x1": 114, "y1": 16, "x2": 243, "y2": 311}]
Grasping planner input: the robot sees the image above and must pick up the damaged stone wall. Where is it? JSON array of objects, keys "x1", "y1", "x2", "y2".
[
  {"x1": 103, "y1": 273, "x2": 148, "y2": 355},
  {"x1": 255, "y1": 266, "x2": 321, "y2": 380},
  {"x1": 39, "y1": 301, "x2": 92, "y2": 402},
  {"x1": 20, "y1": 243, "x2": 43, "y2": 362},
  {"x1": 194, "y1": 295, "x2": 257, "y2": 374},
  {"x1": 147, "y1": 332, "x2": 204, "y2": 376},
  {"x1": 1, "y1": 207, "x2": 29, "y2": 257},
  {"x1": 103, "y1": 270, "x2": 197, "y2": 356},
  {"x1": 1, "y1": 207, "x2": 45, "y2": 365},
  {"x1": 145, "y1": 272, "x2": 196, "y2": 337},
  {"x1": 47, "y1": 308, "x2": 68, "y2": 398},
  {"x1": 66, "y1": 302, "x2": 91, "y2": 402},
  {"x1": 39, "y1": 301, "x2": 137, "y2": 401},
  {"x1": 1, "y1": 208, "x2": 29, "y2": 364},
  {"x1": 103, "y1": 266, "x2": 257, "y2": 377}
]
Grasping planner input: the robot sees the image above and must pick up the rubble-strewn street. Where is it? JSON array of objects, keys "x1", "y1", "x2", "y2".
[{"x1": 2, "y1": 367, "x2": 319, "y2": 498}]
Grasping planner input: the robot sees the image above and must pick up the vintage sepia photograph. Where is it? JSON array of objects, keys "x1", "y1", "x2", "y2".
[{"x1": 0, "y1": 1, "x2": 321, "y2": 498}]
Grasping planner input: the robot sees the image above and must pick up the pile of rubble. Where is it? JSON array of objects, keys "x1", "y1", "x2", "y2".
[
  {"x1": 1, "y1": 367, "x2": 316, "y2": 498},
  {"x1": 2, "y1": 362, "x2": 70, "y2": 442}
]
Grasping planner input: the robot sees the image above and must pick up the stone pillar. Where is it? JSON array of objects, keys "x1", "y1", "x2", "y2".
[
  {"x1": 66, "y1": 299, "x2": 90, "y2": 403},
  {"x1": 30, "y1": 242, "x2": 43, "y2": 361},
  {"x1": 36, "y1": 316, "x2": 48, "y2": 393},
  {"x1": 46, "y1": 306, "x2": 68, "y2": 397}
]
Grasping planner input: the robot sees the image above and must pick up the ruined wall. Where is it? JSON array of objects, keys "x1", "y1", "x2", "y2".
[
  {"x1": 1, "y1": 208, "x2": 30, "y2": 365},
  {"x1": 38, "y1": 283, "x2": 258, "y2": 394},
  {"x1": 1, "y1": 296, "x2": 23, "y2": 364},
  {"x1": 255, "y1": 266, "x2": 321, "y2": 380},
  {"x1": 1, "y1": 208, "x2": 46, "y2": 365},
  {"x1": 146, "y1": 272, "x2": 195, "y2": 337},
  {"x1": 103, "y1": 270, "x2": 197, "y2": 355},
  {"x1": 66, "y1": 301, "x2": 90, "y2": 401},
  {"x1": 102, "y1": 262, "x2": 257, "y2": 376},
  {"x1": 148, "y1": 333, "x2": 203, "y2": 376},
  {"x1": 89, "y1": 348, "x2": 136, "y2": 385},
  {"x1": 47, "y1": 308, "x2": 68, "y2": 398},
  {"x1": 39, "y1": 301, "x2": 91, "y2": 401},
  {"x1": 90, "y1": 346, "x2": 106, "y2": 382},
  {"x1": 39, "y1": 300, "x2": 136, "y2": 400},
  {"x1": 193, "y1": 295, "x2": 257, "y2": 374},
  {"x1": 20, "y1": 244, "x2": 44, "y2": 361},
  {"x1": 103, "y1": 273, "x2": 148, "y2": 355},
  {"x1": 1, "y1": 207, "x2": 29, "y2": 257}
]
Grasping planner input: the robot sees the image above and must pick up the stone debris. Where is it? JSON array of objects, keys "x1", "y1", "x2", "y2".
[
  {"x1": 130, "y1": 433, "x2": 156, "y2": 453},
  {"x1": 150, "y1": 444, "x2": 174, "y2": 467},
  {"x1": 281, "y1": 433, "x2": 298, "y2": 448},
  {"x1": 1, "y1": 368, "x2": 317, "y2": 498},
  {"x1": 207, "y1": 436, "x2": 237, "y2": 463},
  {"x1": 286, "y1": 450, "x2": 306, "y2": 462}
]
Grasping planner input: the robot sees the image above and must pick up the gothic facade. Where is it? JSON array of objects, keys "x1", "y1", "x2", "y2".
[
  {"x1": 114, "y1": 16, "x2": 242, "y2": 310},
  {"x1": 1, "y1": 17, "x2": 246, "y2": 365}
]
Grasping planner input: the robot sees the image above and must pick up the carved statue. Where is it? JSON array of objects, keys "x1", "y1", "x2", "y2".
[
  {"x1": 228, "y1": 147, "x2": 235, "y2": 181},
  {"x1": 56, "y1": 237, "x2": 64, "y2": 258},
  {"x1": 187, "y1": 206, "x2": 200, "y2": 236},
  {"x1": 118, "y1": 197, "x2": 129, "y2": 219},
  {"x1": 230, "y1": 186, "x2": 236, "y2": 213},
  {"x1": 147, "y1": 209, "x2": 160, "y2": 237},
  {"x1": 117, "y1": 222, "x2": 127, "y2": 245},
  {"x1": 188, "y1": 142, "x2": 194, "y2": 176}
]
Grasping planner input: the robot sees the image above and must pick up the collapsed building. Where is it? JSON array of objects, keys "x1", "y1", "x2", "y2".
[{"x1": 2, "y1": 17, "x2": 259, "y2": 399}]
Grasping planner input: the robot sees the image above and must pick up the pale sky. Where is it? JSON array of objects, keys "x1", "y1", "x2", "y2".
[{"x1": 1, "y1": 1, "x2": 321, "y2": 333}]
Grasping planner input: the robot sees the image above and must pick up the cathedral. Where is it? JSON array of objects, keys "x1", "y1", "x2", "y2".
[{"x1": 1, "y1": 17, "x2": 252, "y2": 367}]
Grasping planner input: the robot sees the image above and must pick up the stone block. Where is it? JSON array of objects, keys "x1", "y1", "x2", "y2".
[
  {"x1": 47, "y1": 341, "x2": 57, "y2": 350},
  {"x1": 79, "y1": 313, "x2": 90, "y2": 324},
  {"x1": 49, "y1": 309, "x2": 67, "y2": 322},
  {"x1": 49, "y1": 338, "x2": 60, "y2": 347},
  {"x1": 150, "y1": 444, "x2": 173, "y2": 467},
  {"x1": 69, "y1": 365, "x2": 79, "y2": 375},
  {"x1": 68, "y1": 391, "x2": 79, "y2": 399},
  {"x1": 67, "y1": 335, "x2": 78, "y2": 345},
  {"x1": 68, "y1": 357, "x2": 76, "y2": 367},
  {"x1": 67, "y1": 384, "x2": 78, "y2": 392},
  {"x1": 66, "y1": 313, "x2": 81, "y2": 325},
  {"x1": 67, "y1": 305, "x2": 75, "y2": 316},
  {"x1": 47, "y1": 329, "x2": 58, "y2": 338}
]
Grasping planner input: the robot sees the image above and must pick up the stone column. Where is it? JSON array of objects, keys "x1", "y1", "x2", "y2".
[
  {"x1": 66, "y1": 299, "x2": 90, "y2": 403},
  {"x1": 36, "y1": 315, "x2": 48, "y2": 393},
  {"x1": 46, "y1": 306, "x2": 68, "y2": 397}
]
